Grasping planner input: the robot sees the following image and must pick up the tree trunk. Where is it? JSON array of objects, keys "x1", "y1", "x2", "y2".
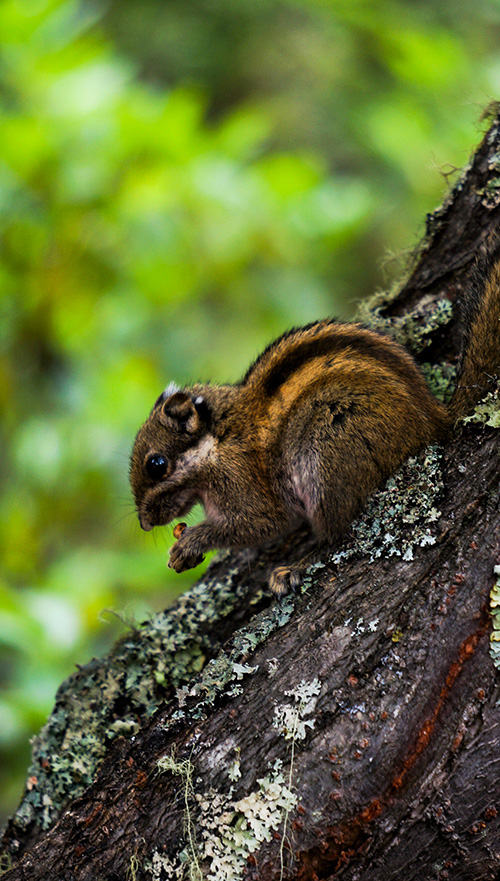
[{"x1": 2, "y1": 110, "x2": 500, "y2": 881}]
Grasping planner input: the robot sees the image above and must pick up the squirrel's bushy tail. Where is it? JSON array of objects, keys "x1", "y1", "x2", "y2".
[{"x1": 449, "y1": 232, "x2": 500, "y2": 422}]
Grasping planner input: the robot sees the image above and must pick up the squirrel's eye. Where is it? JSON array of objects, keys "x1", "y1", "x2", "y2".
[{"x1": 145, "y1": 454, "x2": 168, "y2": 480}]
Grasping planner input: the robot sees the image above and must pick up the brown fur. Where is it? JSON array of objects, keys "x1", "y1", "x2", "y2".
[{"x1": 130, "y1": 236, "x2": 500, "y2": 595}]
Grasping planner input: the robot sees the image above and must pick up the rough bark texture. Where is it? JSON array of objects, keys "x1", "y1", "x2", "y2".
[{"x1": 2, "y1": 110, "x2": 500, "y2": 881}]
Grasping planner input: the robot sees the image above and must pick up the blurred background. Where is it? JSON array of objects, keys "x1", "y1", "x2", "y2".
[{"x1": 1, "y1": 0, "x2": 500, "y2": 821}]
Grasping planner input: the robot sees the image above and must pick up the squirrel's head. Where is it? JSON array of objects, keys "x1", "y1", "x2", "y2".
[{"x1": 130, "y1": 385, "x2": 211, "y2": 531}]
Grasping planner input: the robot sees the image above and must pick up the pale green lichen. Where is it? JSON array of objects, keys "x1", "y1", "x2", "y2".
[
  {"x1": 479, "y1": 147, "x2": 500, "y2": 207},
  {"x1": 144, "y1": 851, "x2": 179, "y2": 880},
  {"x1": 197, "y1": 760, "x2": 297, "y2": 881},
  {"x1": 300, "y1": 560, "x2": 327, "y2": 592},
  {"x1": 145, "y1": 760, "x2": 297, "y2": 881},
  {"x1": 358, "y1": 283, "x2": 456, "y2": 405},
  {"x1": 232, "y1": 662, "x2": 259, "y2": 680},
  {"x1": 343, "y1": 615, "x2": 380, "y2": 636},
  {"x1": 274, "y1": 678, "x2": 322, "y2": 741},
  {"x1": 357, "y1": 291, "x2": 453, "y2": 356},
  {"x1": 421, "y1": 362, "x2": 456, "y2": 403},
  {"x1": 489, "y1": 565, "x2": 500, "y2": 669},
  {"x1": 174, "y1": 595, "x2": 295, "y2": 722},
  {"x1": 331, "y1": 445, "x2": 443, "y2": 565},
  {"x1": 463, "y1": 384, "x2": 500, "y2": 429}
]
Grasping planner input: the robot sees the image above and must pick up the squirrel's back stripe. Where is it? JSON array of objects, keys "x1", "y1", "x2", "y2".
[
  {"x1": 244, "y1": 324, "x2": 421, "y2": 397},
  {"x1": 240, "y1": 319, "x2": 338, "y2": 386}
]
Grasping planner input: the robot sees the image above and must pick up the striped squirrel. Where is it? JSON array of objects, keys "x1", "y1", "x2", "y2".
[{"x1": 130, "y1": 235, "x2": 500, "y2": 596}]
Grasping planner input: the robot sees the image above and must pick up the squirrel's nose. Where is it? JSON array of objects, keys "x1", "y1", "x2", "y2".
[{"x1": 139, "y1": 513, "x2": 153, "y2": 532}]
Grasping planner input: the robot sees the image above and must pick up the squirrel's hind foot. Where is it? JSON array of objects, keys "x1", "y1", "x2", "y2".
[{"x1": 269, "y1": 564, "x2": 303, "y2": 597}]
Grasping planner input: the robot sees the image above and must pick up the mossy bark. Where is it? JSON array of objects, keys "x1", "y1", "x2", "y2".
[{"x1": 2, "y1": 109, "x2": 500, "y2": 881}]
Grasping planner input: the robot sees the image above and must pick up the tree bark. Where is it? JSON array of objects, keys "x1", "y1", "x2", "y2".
[{"x1": 2, "y1": 110, "x2": 500, "y2": 881}]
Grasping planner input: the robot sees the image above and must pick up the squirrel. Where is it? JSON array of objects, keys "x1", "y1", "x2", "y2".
[{"x1": 129, "y1": 234, "x2": 500, "y2": 596}]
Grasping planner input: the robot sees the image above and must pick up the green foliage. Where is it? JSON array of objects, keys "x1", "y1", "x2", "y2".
[
  {"x1": 1, "y1": 0, "x2": 499, "y2": 820},
  {"x1": 104, "y1": 0, "x2": 500, "y2": 264}
]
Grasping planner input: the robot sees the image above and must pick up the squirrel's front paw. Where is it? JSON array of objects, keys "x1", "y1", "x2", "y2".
[{"x1": 168, "y1": 534, "x2": 205, "y2": 573}]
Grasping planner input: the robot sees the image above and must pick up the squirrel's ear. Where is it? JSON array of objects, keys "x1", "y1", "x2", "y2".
[
  {"x1": 192, "y1": 395, "x2": 211, "y2": 426},
  {"x1": 160, "y1": 392, "x2": 202, "y2": 434},
  {"x1": 150, "y1": 382, "x2": 180, "y2": 415}
]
